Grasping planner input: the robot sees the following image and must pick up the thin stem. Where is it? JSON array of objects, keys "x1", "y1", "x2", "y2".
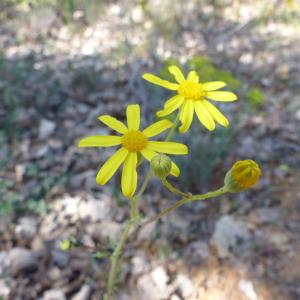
[
  {"x1": 104, "y1": 221, "x2": 133, "y2": 300},
  {"x1": 162, "y1": 178, "x2": 191, "y2": 198},
  {"x1": 144, "y1": 186, "x2": 228, "y2": 226},
  {"x1": 104, "y1": 113, "x2": 181, "y2": 299}
]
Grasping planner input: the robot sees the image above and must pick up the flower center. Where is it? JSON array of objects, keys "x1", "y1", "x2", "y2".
[
  {"x1": 178, "y1": 81, "x2": 206, "y2": 101},
  {"x1": 122, "y1": 130, "x2": 148, "y2": 152}
]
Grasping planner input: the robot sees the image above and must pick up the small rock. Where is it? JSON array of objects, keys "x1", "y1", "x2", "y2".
[
  {"x1": 39, "y1": 119, "x2": 56, "y2": 140},
  {"x1": 52, "y1": 247, "x2": 70, "y2": 268},
  {"x1": 184, "y1": 241, "x2": 209, "y2": 264},
  {"x1": 0, "y1": 252, "x2": 8, "y2": 274},
  {"x1": 79, "y1": 195, "x2": 111, "y2": 222},
  {"x1": 71, "y1": 284, "x2": 92, "y2": 300},
  {"x1": 131, "y1": 251, "x2": 150, "y2": 275},
  {"x1": 174, "y1": 273, "x2": 194, "y2": 298},
  {"x1": 211, "y1": 215, "x2": 251, "y2": 258},
  {"x1": 150, "y1": 266, "x2": 169, "y2": 290},
  {"x1": 86, "y1": 221, "x2": 122, "y2": 243},
  {"x1": 8, "y1": 248, "x2": 39, "y2": 274},
  {"x1": 15, "y1": 217, "x2": 38, "y2": 242},
  {"x1": 43, "y1": 289, "x2": 66, "y2": 300},
  {"x1": 0, "y1": 279, "x2": 11, "y2": 299},
  {"x1": 239, "y1": 279, "x2": 257, "y2": 300},
  {"x1": 249, "y1": 208, "x2": 279, "y2": 224}
]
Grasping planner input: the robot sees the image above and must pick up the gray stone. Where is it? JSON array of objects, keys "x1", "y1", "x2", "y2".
[
  {"x1": 211, "y1": 215, "x2": 251, "y2": 258},
  {"x1": 15, "y1": 217, "x2": 38, "y2": 241},
  {"x1": 8, "y1": 247, "x2": 39, "y2": 274},
  {"x1": 43, "y1": 289, "x2": 66, "y2": 300},
  {"x1": 0, "y1": 279, "x2": 11, "y2": 299},
  {"x1": 174, "y1": 273, "x2": 194, "y2": 298},
  {"x1": 39, "y1": 119, "x2": 56, "y2": 140},
  {"x1": 239, "y1": 279, "x2": 257, "y2": 300},
  {"x1": 51, "y1": 247, "x2": 70, "y2": 268},
  {"x1": 71, "y1": 284, "x2": 92, "y2": 300}
]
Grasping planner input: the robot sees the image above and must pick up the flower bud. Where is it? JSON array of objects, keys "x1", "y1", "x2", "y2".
[
  {"x1": 150, "y1": 154, "x2": 172, "y2": 179},
  {"x1": 59, "y1": 239, "x2": 72, "y2": 251},
  {"x1": 224, "y1": 159, "x2": 261, "y2": 193}
]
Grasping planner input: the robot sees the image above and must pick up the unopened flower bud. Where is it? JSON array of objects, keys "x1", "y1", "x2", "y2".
[
  {"x1": 150, "y1": 154, "x2": 172, "y2": 179},
  {"x1": 224, "y1": 159, "x2": 261, "y2": 193},
  {"x1": 59, "y1": 239, "x2": 72, "y2": 251}
]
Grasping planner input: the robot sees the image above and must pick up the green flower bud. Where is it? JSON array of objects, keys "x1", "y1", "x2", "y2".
[
  {"x1": 150, "y1": 154, "x2": 172, "y2": 179},
  {"x1": 224, "y1": 159, "x2": 261, "y2": 193}
]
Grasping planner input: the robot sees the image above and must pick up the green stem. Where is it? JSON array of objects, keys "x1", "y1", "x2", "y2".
[
  {"x1": 104, "y1": 221, "x2": 133, "y2": 300},
  {"x1": 104, "y1": 113, "x2": 181, "y2": 299},
  {"x1": 162, "y1": 178, "x2": 191, "y2": 198},
  {"x1": 144, "y1": 186, "x2": 228, "y2": 226}
]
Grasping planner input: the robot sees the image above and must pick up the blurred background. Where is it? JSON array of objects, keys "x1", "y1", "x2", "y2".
[{"x1": 0, "y1": 0, "x2": 300, "y2": 299}]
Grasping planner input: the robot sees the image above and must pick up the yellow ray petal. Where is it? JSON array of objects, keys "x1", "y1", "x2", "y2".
[
  {"x1": 147, "y1": 141, "x2": 188, "y2": 155},
  {"x1": 157, "y1": 96, "x2": 184, "y2": 117},
  {"x1": 126, "y1": 104, "x2": 140, "y2": 130},
  {"x1": 98, "y1": 115, "x2": 128, "y2": 134},
  {"x1": 170, "y1": 161, "x2": 180, "y2": 177},
  {"x1": 206, "y1": 91, "x2": 237, "y2": 102},
  {"x1": 202, "y1": 81, "x2": 226, "y2": 91},
  {"x1": 141, "y1": 148, "x2": 180, "y2": 177},
  {"x1": 168, "y1": 65, "x2": 185, "y2": 83},
  {"x1": 187, "y1": 71, "x2": 199, "y2": 83},
  {"x1": 142, "y1": 73, "x2": 179, "y2": 90},
  {"x1": 121, "y1": 152, "x2": 138, "y2": 197},
  {"x1": 164, "y1": 95, "x2": 185, "y2": 108},
  {"x1": 143, "y1": 120, "x2": 173, "y2": 137},
  {"x1": 194, "y1": 101, "x2": 215, "y2": 131},
  {"x1": 203, "y1": 100, "x2": 229, "y2": 127},
  {"x1": 96, "y1": 147, "x2": 128, "y2": 185},
  {"x1": 78, "y1": 136, "x2": 121, "y2": 147},
  {"x1": 179, "y1": 100, "x2": 194, "y2": 133}
]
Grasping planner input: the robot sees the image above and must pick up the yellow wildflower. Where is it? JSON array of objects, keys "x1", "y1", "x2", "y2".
[
  {"x1": 143, "y1": 65, "x2": 238, "y2": 133},
  {"x1": 224, "y1": 159, "x2": 261, "y2": 193},
  {"x1": 78, "y1": 104, "x2": 188, "y2": 197}
]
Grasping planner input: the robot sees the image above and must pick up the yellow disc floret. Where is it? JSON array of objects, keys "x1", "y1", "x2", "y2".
[
  {"x1": 178, "y1": 81, "x2": 206, "y2": 101},
  {"x1": 122, "y1": 130, "x2": 148, "y2": 152}
]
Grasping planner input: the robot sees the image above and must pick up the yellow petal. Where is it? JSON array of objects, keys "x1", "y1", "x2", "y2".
[
  {"x1": 142, "y1": 73, "x2": 179, "y2": 90},
  {"x1": 78, "y1": 136, "x2": 121, "y2": 147},
  {"x1": 164, "y1": 95, "x2": 185, "y2": 108},
  {"x1": 127, "y1": 104, "x2": 140, "y2": 130},
  {"x1": 96, "y1": 147, "x2": 128, "y2": 185},
  {"x1": 143, "y1": 120, "x2": 173, "y2": 137},
  {"x1": 121, "y1": 152, "x2": 138, "y2": 197},
  {"x1": 187, "y1": 71, "x2": 199, "y2": 83},
  {"x1": 157, "y1": 96, "x2": 184, "y2": 117},
  {"x1": 179, "y1": 100, "x2": 194, "y2": 133},
  {"x1": 203, "y1": 100, "x2": 229, "y2": 127},
  {"x1": 168, "y1": 65, "x2": 185, "y2": 83},
  {"x1": 202, "y1": 81, "x2": 226, "y2": 91},
  {"x1": 147, "y1": 141, "x2": 188, "y2": 155},
  {"x1": 141, "y1": 148, "x2": 180, "y2": 177},
  {"x1": 170, "y1": 161, "x2": 180, "y2": 177},
  {"x1": 194, "y1": 101, "x2": 215, "y2": 131},
  {"x1": 206, "y1": 91, "x2": 237, "y2": 101},
  {"x1": 98, "y1": 115, "x2": 128, "y2": 134}
]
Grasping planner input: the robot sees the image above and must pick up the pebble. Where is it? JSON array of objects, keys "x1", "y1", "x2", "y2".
[
  {"x1": 239, "y1": 279, "x2": 257, "y2": 300},
  {"x1": 39, "y1": 119, "x2": 56, "y2": 140},
  {"x1": 8, "y1": 247, "x2": 39, "y2": 274},
  {"x1": 42, "y1": 289, "x2": 66, "y2": 300},
  {"x1": 211, "y1": 215, "x2": 251, "y2": 258},
  {"x1": 71, "y1": 284, "x2": 92, "y2": 300}
]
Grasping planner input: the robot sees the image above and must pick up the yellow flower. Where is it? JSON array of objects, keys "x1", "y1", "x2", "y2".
[
  {"x1": 78, "y1": 104, "x2": 188, "y2": 197},
  {"x1": 143, "y1": 65, "x2": 238, "y2": 133},
  {"x1": 224, "y1": 159, "x2": 261, "y2": 193}
]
